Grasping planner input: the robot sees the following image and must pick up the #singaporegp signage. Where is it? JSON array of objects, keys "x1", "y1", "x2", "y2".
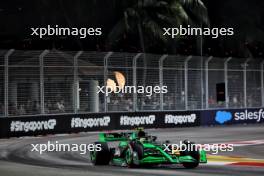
[
  {"x1": 0, "y1": 108, "x2": 263, "y2": 138},
  {"x1": 0, "y1": 111, "x2": 199, "y2": 138}
]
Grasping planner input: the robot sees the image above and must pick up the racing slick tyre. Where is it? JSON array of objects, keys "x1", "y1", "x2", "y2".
[
  {"x1": 181, "y1": 140, "x2": 200, "y2": 169},
  {"x1": 90, "y1": 142, "x2": 111, "y2": 165},
  {"x1": 125, "y1": 142, "x2": 144, "y2": 168}
]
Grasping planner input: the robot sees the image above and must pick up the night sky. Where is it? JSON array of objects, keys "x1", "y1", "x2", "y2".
[{"x1": 0, "y1": 0, "x2": 263, "y2": 57}]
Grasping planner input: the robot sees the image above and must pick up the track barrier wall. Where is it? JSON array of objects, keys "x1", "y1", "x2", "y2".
[{"x1": 0, "y1": 108, "x2": 263, "y2": 138}]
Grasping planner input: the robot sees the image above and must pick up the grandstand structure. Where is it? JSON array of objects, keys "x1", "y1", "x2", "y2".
[{"x1": 0, "y1": 49, "x2": 263, "y2": 117}]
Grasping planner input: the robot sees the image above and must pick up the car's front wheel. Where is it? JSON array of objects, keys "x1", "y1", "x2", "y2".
[
  {"x1": 125, "y1": 142, "x2": 143, "y2": 168},
  {"x1": 90, "y1": 142, "x2": 111, "y2": 165}
]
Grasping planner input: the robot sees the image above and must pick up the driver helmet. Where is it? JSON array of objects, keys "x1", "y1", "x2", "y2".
[{"x1": 137, "y1": 129, "x2": 146, "y2": 138}]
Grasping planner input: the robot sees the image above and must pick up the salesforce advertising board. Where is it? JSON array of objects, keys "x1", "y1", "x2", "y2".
[{"x1": 202, "y1": 108, "x2": 264, "y2": 126}]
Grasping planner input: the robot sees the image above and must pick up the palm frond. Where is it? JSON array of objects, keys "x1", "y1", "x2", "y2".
[
  {"x1": 107, "y1": 0, "x2": 209, "y2": 48},
  {"x1": 179, "y1": 0, "x2": 209, "y2": 25}
]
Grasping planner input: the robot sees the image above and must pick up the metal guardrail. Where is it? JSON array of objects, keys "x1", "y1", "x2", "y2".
[{"x1": 0, "y1": 49, "x2": 263, "y2": 117}]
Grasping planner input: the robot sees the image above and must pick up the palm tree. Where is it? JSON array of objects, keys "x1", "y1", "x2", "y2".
[
  {"x1": 107, "y1": 0, "x2": 209, "y2": 52},
  {"x1": 107, "y1": 0, "x2": 208, "y2": 89}
]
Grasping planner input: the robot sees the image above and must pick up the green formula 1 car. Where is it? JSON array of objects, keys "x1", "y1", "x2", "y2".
[{"x1": 90, "y1": 129, "x2": 207, "y2": 168}]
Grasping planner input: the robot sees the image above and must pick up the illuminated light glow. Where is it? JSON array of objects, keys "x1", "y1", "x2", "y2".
[
  {"x1": 106, "y1": 78, "x2": 117, "y2": 92},
  {"x1": 114, "y1": 71, "x2": 126, "y2": 90}
]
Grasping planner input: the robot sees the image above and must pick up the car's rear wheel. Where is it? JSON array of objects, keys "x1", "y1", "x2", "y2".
[{"x1": 90, "y1": 142, "x2": 111, "y2": 165}]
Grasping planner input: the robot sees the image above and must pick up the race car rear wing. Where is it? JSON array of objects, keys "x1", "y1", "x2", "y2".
[{"x1": 99, "y1": 132, "x2": 132, "y2": 142}]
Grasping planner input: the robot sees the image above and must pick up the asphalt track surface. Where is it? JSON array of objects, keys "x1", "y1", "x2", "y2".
[{"x1": 0, "y1": 125, "x2": 264, "y2": 176}]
